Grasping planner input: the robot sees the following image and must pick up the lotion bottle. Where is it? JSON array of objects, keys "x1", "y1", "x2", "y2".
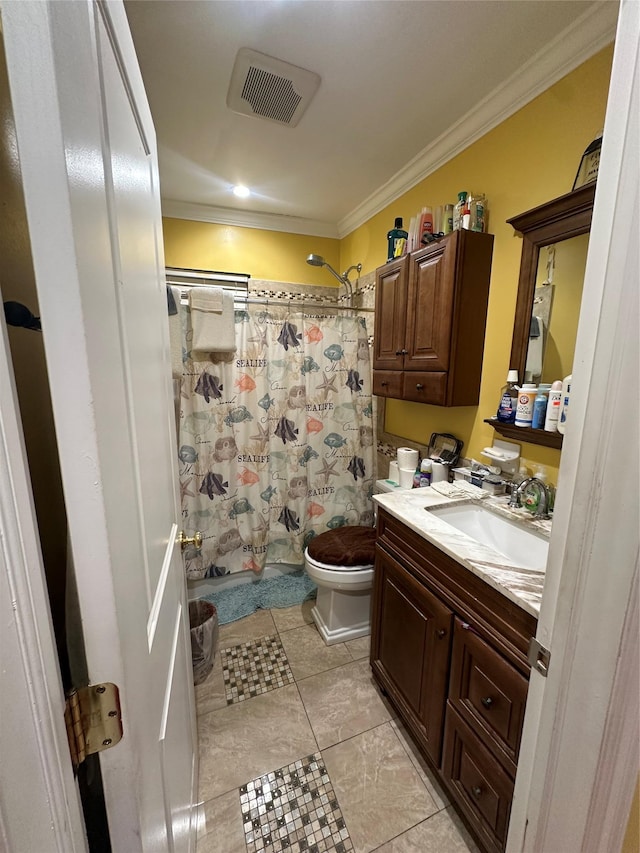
[
  {"x1": 557, "y1": 374, "x2": 572, "y2": 434},
  {"x1": 544, "y1": 380, "x2": 563, "y2": 432}
]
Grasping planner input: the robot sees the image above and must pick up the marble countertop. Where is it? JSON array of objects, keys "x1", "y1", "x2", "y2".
[{"x1": 373, "y1": 487, "x2": 550, "y2": 618}]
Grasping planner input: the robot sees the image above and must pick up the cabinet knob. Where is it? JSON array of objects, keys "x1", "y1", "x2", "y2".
[
  {"x1": 436, "y1": 628, "x2": 446, "y2": 639},
  {"x1": 416, "y1": 383, "x2": 424, "y2": 390},
  {"x1": 481, "y1": 696, "x2": 494, "y2": 709},
  {"x1": 380, "y1": 381, "x2": 388, "y2": 387},
  {"x1": 472, "y1": 786, "x2": 483, "y2": 799},
  {"x1": 402, "y1": 349, "x2": 408, "y2": 355},
  {"x1": 395, "y1": 350, "x2": 403, "y2": 356}
]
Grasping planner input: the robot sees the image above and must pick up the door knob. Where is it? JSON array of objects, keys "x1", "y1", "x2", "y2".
[{"x1": 177, "y1": 530, "x2": 202, "y2": 550}]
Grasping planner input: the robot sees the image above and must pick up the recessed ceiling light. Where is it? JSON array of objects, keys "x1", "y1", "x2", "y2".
[{"x1": 232, "y1": 185, "x2": 251, "y2": 198}]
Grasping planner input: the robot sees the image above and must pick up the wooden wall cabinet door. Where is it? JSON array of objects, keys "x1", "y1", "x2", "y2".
[
  {"x1": 371, "y1": 545, "x2": 453, "y2": 765},
  {"x1": 372, "y1": 255, "x2": 408, "y2": 371},
  {"x1": 372, "y1": 230, "x2": 494, "y2": 405}
]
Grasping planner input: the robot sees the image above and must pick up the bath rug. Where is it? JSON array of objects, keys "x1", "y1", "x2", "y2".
[{"x1": 201, "y1": 569, "x2": 317, "y2": 625}]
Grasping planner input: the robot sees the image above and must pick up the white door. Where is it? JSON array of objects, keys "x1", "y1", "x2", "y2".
[{"x1": 1, "y1": 2, "x2": 197, "y2": 851}]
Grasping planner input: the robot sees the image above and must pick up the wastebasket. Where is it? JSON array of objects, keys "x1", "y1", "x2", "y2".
[{"x1": 189, "y1": 600, "x2": 218, "y2": 685}]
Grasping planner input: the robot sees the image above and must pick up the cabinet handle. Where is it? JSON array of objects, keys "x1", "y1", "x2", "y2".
[
  {"x1": 481, "y1": 696, "x2": 493, "y2": 709},
  {"x1": 472, "y1": 786, "x2": 483, "y2": 799},
  {"x1": 416, "y1": 383, "x2": 424, "y2": 390},
  {"x1": 436, "y1": 628, "x2": 446, "y2": 639},
  {"x1": 381, "y1": 381, "x2": 388, "y2": 387},
  {"x1": 402, "y1": 349, "x2": 408, "y2": 355},
  {"x1": 395, "y1": 350, "x2": 403, "y2": 356}
]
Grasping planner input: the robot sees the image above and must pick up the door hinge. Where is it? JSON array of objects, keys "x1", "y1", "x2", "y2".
[
  {"x1": 528, "y1": 637, "x2": 551, "y2": 677},
  {"x1": 64, "y1": 683, "x2": 123, "y2": 770}
]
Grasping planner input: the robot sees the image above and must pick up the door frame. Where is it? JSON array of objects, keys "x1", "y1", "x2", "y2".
[{"x1": 508, "y1": 1, "x2": 639, "y2": 849}]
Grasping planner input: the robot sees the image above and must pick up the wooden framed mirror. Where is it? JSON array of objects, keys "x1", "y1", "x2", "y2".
[{"x1": 486, "y1": 183, "x2": 595, "y2": 449}]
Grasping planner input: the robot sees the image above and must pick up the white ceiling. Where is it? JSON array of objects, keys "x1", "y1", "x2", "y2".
[{"x1": 124, "y1": 0, "x2": 617, "y2": 238}]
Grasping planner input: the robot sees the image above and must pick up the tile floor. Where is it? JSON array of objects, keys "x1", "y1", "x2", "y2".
[{"x1": 195, "y1": 603, "x2": 479, "y2": 853}]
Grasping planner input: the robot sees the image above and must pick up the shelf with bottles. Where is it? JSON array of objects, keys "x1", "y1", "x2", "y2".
[{"x1": 484, "y1": 418, "x2": 563, "y2": 450}]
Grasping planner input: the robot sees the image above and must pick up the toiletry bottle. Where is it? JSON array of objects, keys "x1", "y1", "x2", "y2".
[
  {"x1": 544, "y1": 380, "x2": 563, "y2": 432},
  {"x1": 557, "y1": 374, "x2": 572, "y2": 434},
  {"x1": 471, "y1": 194, "x2": 487, "y2": 232},
  {"x1": 515, "y1": 384, "x2": 537, "y2": 427},
  {"x1": 443, "y1": 204, "x2": 454, "y2": 235},
  {"x1": 532, "y1": 384, "x2": 551, "y2": 429},
  {"x1": 420, "y1": 458, "x2": 432, "y2": 487},
  {"x1": 412, "y1": 464, "x2": 422, "y2": 488},
  {"x1": 453, "y1": 192, "x2": 467, "y2": 231},
  {"x1": 386, "y1": 217, "x2": 408, "y2": 262},
  {"x1": 461, "y1": 195, "x2": 472, "y2": 229},
  {"x1": 496, "y1": 370, "x2": 519, "y2": 423},
  {"x1": 418, "y1": 207, "x2": 434, "y2": 245}
]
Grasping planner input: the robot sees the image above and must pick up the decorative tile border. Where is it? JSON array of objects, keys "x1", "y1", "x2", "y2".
[
  {"x1": 221, "y1": 634, "x2": 294, "y2": 705},
  {"x1": 240, "y1": 753, "x2": 354, "y2": 853}
]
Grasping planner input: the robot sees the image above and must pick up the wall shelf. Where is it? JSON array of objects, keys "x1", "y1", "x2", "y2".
[{"x1": 484, "y1": 418, "x2": 563, "y2": 450}]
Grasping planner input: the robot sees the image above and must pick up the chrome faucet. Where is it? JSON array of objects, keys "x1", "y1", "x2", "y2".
[{"x1": 509, "y1": 477, "x2": 554, "y2": 519}]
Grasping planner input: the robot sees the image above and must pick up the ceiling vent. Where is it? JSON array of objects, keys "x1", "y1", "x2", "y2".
[{"x1": 227, "y1": 48, "x2": 320, "y2": 127}]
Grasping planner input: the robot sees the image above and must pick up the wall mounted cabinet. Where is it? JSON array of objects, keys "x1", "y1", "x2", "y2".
[
  {"x1": 371, "y1": 509, "x2": 536, "y2": 853},
  {"x1": 373, "y1": 230, "x2": 494, "y2": 406}
]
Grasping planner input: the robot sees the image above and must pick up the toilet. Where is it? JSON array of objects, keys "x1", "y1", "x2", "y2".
[{"x1": 304, "y1": 525, "x2": 377, "y2": 646}]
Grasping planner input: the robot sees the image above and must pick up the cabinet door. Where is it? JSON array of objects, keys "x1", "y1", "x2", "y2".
[
  {"x1": 404, "y1": 235, "x2": 457, "y2": 371},
  {"x1": 371, "y1": 546, "x2": 453, "y2": 764},
  {"x1": 373, "y1": 256, "x2": 408, "y2": 370}
]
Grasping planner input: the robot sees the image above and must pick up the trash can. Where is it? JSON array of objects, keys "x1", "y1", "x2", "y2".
[{"x1": 189, "y1": 600, "x2": 218, "y2": 685}]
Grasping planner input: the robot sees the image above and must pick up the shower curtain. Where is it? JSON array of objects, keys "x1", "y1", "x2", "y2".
[{"x1": 178, "y1": 302, "x2": 375, "y2": 579}]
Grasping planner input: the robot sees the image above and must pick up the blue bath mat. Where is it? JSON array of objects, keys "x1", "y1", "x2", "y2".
[{"x1": 201, "y1": 570, "x2": 317, "y2": 625}]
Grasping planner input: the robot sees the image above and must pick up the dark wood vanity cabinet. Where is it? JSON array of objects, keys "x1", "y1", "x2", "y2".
[
  {"x1": 372, "y1": 230, "x2": 494, "y2": 406},
  {"x1": 371, "y1": 509, "x2": 537, "y2": 853}
]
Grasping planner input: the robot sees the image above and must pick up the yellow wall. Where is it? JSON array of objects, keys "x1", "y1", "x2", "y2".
[
  {"x1": 162, "y1": 218, "x2": 341, "y2": 288},
  {"x1": 163, "y1": 46, "x2": 613, "y2": 481},
  {"x1": 341, "y1": 45, "x2": 613, "y2": 479}
]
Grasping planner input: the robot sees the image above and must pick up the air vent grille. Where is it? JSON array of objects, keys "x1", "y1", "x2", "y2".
[
  {"x1": 227, "y1": 48, "x2": 320, "y2": 127},
  {"x1": 241, "y1": 66, "x2": 302, "y2": 124}
]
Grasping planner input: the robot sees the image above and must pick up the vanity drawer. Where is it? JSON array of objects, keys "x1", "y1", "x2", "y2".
[
  {"x1": 372, "y1": 370, "x2": 403, "y2": 398},
  {"x1": 442, "y1": 707, "x2": 514, "y2": 853},
  {"x1": 402, "y1": 371, "x2": 447, "y2": 405},
  {"x1": 448, "y1": 618, "x2": 528, "y2": 776}
]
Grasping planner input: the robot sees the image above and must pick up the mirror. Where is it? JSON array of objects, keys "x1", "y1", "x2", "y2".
[{"x1": 507, "y1": 183, "x2": 595, "y2": 385}]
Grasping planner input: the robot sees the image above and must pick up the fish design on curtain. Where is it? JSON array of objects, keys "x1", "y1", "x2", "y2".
[{"x1": 177, "y1": 303, "x2": 375, "y2": 579}]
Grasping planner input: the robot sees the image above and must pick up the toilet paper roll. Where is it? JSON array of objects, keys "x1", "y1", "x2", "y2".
[
  {"x1": 389, "y1": 460, "x2": 399, "y2": 482},
  {"x1": 431, "y1": 461, "x2": 450, "y2": 483},
  {"x1": 397, "y1": 447, "x2": 419, "y2": 469},
  {"x1": 398, "y1": 467, "x2": 415, "y2": 489}
]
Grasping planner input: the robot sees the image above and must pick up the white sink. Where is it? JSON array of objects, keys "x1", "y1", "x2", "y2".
[{"x1": 427, "y1": 503, "x2": 549, "y2": 572}]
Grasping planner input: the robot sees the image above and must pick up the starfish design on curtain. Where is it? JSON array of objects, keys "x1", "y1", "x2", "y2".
[
  {"x1": 179, "y1": 475, "x2": 196, "y2": 500},
  {"x1": 249, "y1": 422, "x2": 270, "y2": 451},
  {"x1": 316, "y1": 374, "x2": 338, "y2": 398},
  {"x1": 248, "y1": 325, "x2": 268, "y2": 351},
  {"x1": 318, "y1": 457, "x2": 340, "y2": 484}
]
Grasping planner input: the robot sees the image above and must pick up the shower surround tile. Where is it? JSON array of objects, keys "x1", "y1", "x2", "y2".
[
  {"x1": 240, "y1": 753, "x2": 354, "y2": 853},
  {"x1": 198, "y1": 683, "x2": 317, "y2": 801},
  {"x1": 279, "y1": 624, "x2": 352, "y2": 681},
  {"x1": 221, "y1": 634, "x2": 294, "y2": 705},
  {"x1": 322, "y1": 723, "x2": 438, "y2": 853},
  {"x1": 296, "y1": 658, "x2": 393, "y2": 749}
]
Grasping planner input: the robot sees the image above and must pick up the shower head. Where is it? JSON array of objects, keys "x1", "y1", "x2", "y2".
[{"x1": 305, "y1": 254, "x2": 362, "y2": 299}]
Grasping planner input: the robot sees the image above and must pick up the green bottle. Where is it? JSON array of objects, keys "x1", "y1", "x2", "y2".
[{"x1": 387, "y1": 217, "x2": 408, "y2": 262}]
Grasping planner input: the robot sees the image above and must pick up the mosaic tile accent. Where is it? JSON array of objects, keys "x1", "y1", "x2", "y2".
[
  {"x1": 240, "y1": 753, "x2": 354, "y2": 853},
  {"x1": 221, "y1": 634, "x2": 294, "y2": 705}
]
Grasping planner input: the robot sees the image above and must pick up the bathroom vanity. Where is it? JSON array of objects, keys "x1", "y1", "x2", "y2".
[{"x1": 371, "y1": 490, "x2": 546, "y2": 853}]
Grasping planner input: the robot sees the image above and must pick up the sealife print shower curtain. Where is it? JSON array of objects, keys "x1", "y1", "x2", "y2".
[{"x1": 178, "y1": 302, "x2": 375, "y2": 579}]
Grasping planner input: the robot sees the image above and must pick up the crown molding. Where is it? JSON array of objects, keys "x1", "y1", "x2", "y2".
[
  {"x1": 337, "y1": 2, "x2": 618, "y2": 238},
  {"x1": 161, "y1": 199, "x2": 339, "y2": 239}
]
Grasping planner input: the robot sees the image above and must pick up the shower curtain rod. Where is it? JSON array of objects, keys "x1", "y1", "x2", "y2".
[{"x1": 178, "y1": 290, "x2": 374, "y2": 314}]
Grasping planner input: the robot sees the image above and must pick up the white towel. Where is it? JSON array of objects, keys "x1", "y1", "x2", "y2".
[
  {"x1": 168, "y1": 286, "x2": 183, "y2": 379},
  {"x1": 189, "y1": 287, "x2": 236, "y2": 353}
]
